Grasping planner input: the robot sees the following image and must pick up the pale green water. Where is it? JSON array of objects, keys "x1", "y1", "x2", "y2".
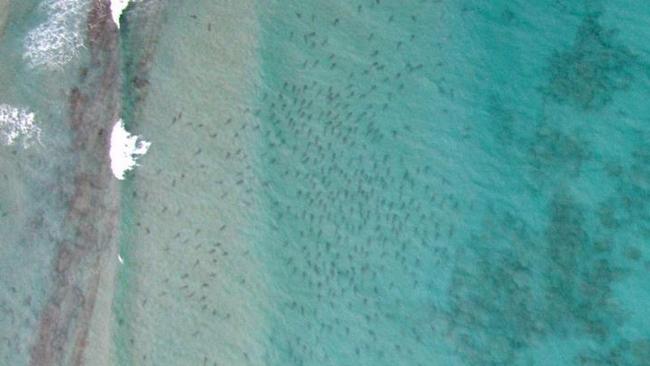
[
  {"x1": 1, "y1": 0, "x2": 649, "y2": 365},
  {"x1": 0, "y1": 1, "x2": 84, "y2": 365}
]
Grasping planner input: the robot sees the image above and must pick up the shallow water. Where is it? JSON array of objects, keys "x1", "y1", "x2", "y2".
[{"x1": 1, "y1": 0, "x2": 649, "y2": 365}]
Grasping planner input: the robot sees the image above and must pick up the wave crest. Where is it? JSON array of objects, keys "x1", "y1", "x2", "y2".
[
  {"x1": 111, "y1": 0, "x2": 132, "y2": 29},
  {"x1": 109, "y1": 119, "x2": 150, "y2": 180}
]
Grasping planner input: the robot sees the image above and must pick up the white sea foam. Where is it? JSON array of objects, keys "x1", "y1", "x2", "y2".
[
  {"x1": 110, "y1": 0, "x2": 132, "y2": 29},
  {"x1": 109, "y1": 119, "x2": 150, "y2": 180},
  {"x1": 24, "y1": 0, "x2": 88, "y2": 69},
  {"x1": 0, "y1": 104, "x2": 42, "y2": 148}
]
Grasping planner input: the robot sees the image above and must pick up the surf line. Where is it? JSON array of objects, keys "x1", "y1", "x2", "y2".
[{"x1": 29, "y1": 1, "x2": 124, "y2": 365}]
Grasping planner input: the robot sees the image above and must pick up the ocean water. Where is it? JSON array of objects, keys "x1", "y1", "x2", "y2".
[
  {"x1": 0, "y1": 1, "x2": 87, "y2": 365},
  {"x1": 252, "y1": 1, "x2": 650, "y2": 365},
  {"x1": 1, "y1": 0, "x2": 650, "y2": 365}
]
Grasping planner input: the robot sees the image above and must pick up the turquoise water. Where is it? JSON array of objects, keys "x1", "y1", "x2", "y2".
[
  {"x1": 253, "y1": 1, "x2": 650, "y2": 365},
  {"x1": 1, "y1": 0, "x2": 649, "y2": 365}
]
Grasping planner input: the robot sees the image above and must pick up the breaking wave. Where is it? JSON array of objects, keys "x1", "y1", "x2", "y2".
[
  {"x1": 109, "y1": 119, "x2": 150, "y2": 180},
  {"x1": 23, "y1": 0, "x2": 89, "y2": 69},
  {"x1": 0, "y1": 104, "x2": 42, "y2": 148},
  {"x1": 110, "y1": 0, "x2": 132, "y2": 29}
]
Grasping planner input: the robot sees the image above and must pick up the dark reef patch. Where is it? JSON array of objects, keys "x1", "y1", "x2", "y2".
[
  {"x1": 544, "y1": 14, "x2": 637, "y2": 110},
  {"x1": 29, "y1": 1, "x2": 121, "y2": 365}
]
